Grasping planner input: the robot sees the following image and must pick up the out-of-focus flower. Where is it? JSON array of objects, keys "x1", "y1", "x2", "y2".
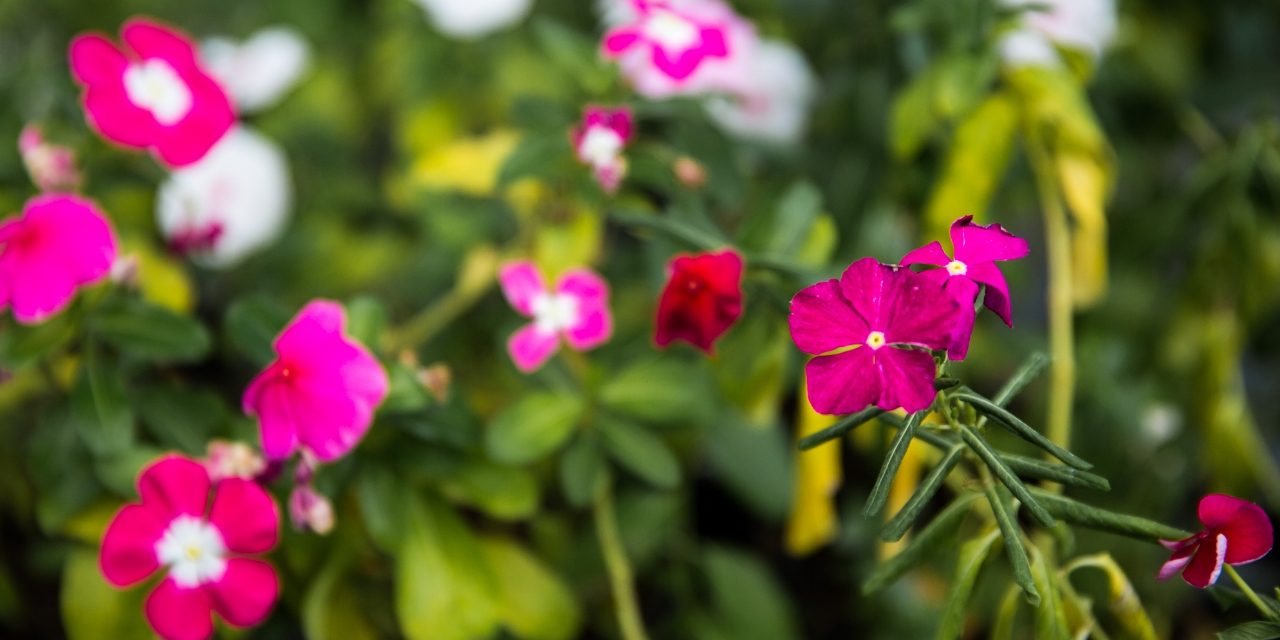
[
  {"x1": 602, "y1": 0, "x2": 754, "y2": 98},
  {"x1": 201, "y1": 28, "x2": 310, "y2": 113},
  {"x1": 18, "y1": 124, "x2": 81, "y2": 192},
  {"x1": 499, "y1": 261, "x2": 613, "y2": 372},
  {"x1": 100, "y1": 455, "x2": 280, "y2": 640},
  {"x1": 69, "y1": 17, "x2": 236, "y2": 167},
  {"x1": 673, "y1": 155, "x2": 707, "y2": 188},
  {"x1": 1000, "y1": 0, "x2": 1117, "y2": 68},
  {"x1": 409, "y1": 0, "x2": 534, "y2": 39},
  {"x1": 901, "y1": 216, "x2": 1028, "y2": 360},
  {"x1": 703, "y1": 39, "x2": 816, "y2": 145},
  {"x1": 572, "y1": 106, "x2": 633, "y2": 193},
  {"x1": 243, "y1": 300, "x2": 389, "y2": 462},
  {"x1": 1159, "y1": 494, "x2": 1273, "y2": 588},
  {"x1": 655, "y1": 249, "x2": 743, "y2": 353},
  {"x1": 204, "y1": 440, "x2": 267, "y2": 482},
  {"x1": 0, "y1": 194, "x2": 117, "y2": 324},
  {"x1": 789, "y1": 258, "x2": 957, "y2": 414},
  {"x1": 288, "y1": 485, "x2": 334, "y2": 535},
  {"x1": 156, "y1": 125, "x2": 291, "y2": 268}
]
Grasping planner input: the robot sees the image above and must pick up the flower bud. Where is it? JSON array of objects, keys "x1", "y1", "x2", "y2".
[{"x1": 288, "y1": 485, "x2": 334, "y2": 535}]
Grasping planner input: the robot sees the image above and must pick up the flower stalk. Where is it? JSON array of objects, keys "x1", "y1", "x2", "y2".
[{"x1": 593, "y1": 478, "x2": 650, "y2": 640}]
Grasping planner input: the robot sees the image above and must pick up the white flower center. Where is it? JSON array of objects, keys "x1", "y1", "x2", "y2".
[
  {"x1": 643, "y1": 9, "x2": 700, "y2": 50},
  {"x1": 945, "y1": 260, "x2": 968, "y2": 276},
  {"x1": 865, "y1": 330, "x2": 886, "y2": 350},
  {"x1": 124, "y1": 59, "x2": 193, "y2": 126},
  {"x1": 578, "y1": 126, "x2": 624, "y2": 168},
  {"x1": 531, "y1": 292, "x2": 579, "y2": 335},
  {"x1": 155, "y1": 515, "x2": 227, "y2": 588}
]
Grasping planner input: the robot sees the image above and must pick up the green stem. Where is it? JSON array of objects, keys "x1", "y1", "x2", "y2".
[
  {"x1": 384, "y1": 249, "x2": 498, "y2": 352},
  {"x1": 1224, "y1": 564, "x2": 1277, "y2": 621},
  {"x1": 593, "y1": 480, "x2": 650, "y2": 640}
]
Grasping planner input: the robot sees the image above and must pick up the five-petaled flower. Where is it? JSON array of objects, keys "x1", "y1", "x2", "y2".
[
  {"x1": 69, "y1": 17, "x2": 236, "y2": 167},
  {"x1": 655, "y1": 249, "x2": 743, "y2": 353},
  {"x1": 100, "y1": 455, "x2": 280, "y2": 640},
  {"x1": 1159, "y1": 494, "x2": 1273, "y2": 589},
  {"x1": 499, "y1": 261, "x2": 613, "y2": 372},
  {"x1": 901, "y1": 216, "x2": 1028, "y2": 360},
  {"x1": 789, "y1": 257, "x2": 958, "y2": 415},
  {"x1": 602, "y1": 0, "x2": 732, "y2": 88},
  {"x1": 0, "y1": 194, "x2": 118, "y2": 324},
  {"x1": 572, "y1": 105, "x2": 634, "y2": 193},
  {"x1": 243, "y1": 300, "x2": 389, "y2": 462}
]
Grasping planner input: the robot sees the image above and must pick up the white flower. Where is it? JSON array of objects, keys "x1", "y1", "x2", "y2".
[
  {"x1": 156, "y1": 126, "x2": 291, "y2": 268},
  {"x1": 1000, "y1": 0, "x2": 1117, "y2": 68},
  {"x1": 410, "y1": 0, "x2": 534, "y2": 39},
  {"x1": 202, "y1": 27, "x2": 310, "y2": 113},
  {"x1": 704, "y1": 39, "x2": 817, "y2": 145}
]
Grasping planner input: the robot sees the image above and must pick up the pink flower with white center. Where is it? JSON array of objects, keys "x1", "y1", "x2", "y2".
[
  {"x1": 499, "y1": 261, "x2": 613, "y2": 373},
  {"x1": 0, "y1": 194, "x2": 118, "y2": 324},
  {"x1": 1159, "y1": 494, "x2": 1273, "y2": 589},
  {"x1": 602, "y1": 0, "x2": 752, "y2": 98},
  {"x1": 572, "y1": 106, "x2": 633, "y2": 193},
  {"x1": 242, "y1": 300, "x2": 389, "y2": 462},
  {"x1": 789, "y1": 258, "x2": 959, "y2": 415},
  {"x1": 900, "y1": 216, "x2": 1029, "y2": 360},
  {"x1": 69, "y1": 18, "x2": 236, "y2": 168},
  {"x1": 100, "y1": 455, "x2": 280, "y2": 640},
  {"x1": 18, "y1": 124, "x2": 81, "y2": 192}
]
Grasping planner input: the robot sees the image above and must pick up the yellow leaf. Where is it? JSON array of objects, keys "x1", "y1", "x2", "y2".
[
  {"x1": 1056, "y1": 151, "x2": 1110, "y2": 306},
  {"x1": 411, "y1": 130, "x2": 520, "y2": 197},
  {"x1": 480, "y1": 536, "x2": 582, "y2": 640},
  {"x1": 122, "y1": 238, "x2": 194, "y2": 314},
  {"x1": 785, "y1": 380, "x2": 841, "y2": 556},
  {"x1": 924, "y1": 92, "x2": 1019, "y2": 240}
]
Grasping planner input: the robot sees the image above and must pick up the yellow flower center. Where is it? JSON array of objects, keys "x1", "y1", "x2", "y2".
[
  {"x1": 945, "y1": 260, "x2": 967, "y2": 276},
  {"x1": 865, "y1": 331, "x2": 886, "y2": 350}
]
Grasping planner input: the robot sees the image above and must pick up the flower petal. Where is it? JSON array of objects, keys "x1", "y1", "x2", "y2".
[
  {"x1": 602, "y1": 28, "x2": 642, "y2": 57},
  {"x1": 967, "y1": 262, "x2": 1014, "y2": 326},
  {"x1": 1157, "y1": 542, "x2": 1196, "y2": 581},
  {"x1": 122, "y1": 19, "x2": 200, "y2": 68},
  {"x1": 69, "y1": 34, "x2": 129, "y2": 85},
  {"x1": 243, "y1": 371, "x2": 299, "y2": 461},
  {"x1": 206, "y1": 558, "x2": 279, "y2": 628},
  {"x1": 900, "y1": 241, "x2": 950, "y2": 268},
  {"x1": 1181, "y1": 533, "x2": 1227, "y2": 588},
  {"x1": 836, "y1": 257, "x2": 890, "y2": 330},
  {"x1": 804, "y1": 348, "x2": 879, "y2": 416},
  {"x1": 508, "y1": 323, "x2": 560, "y2": 373},
  {"x1": 1199, "y1": 494, "x2": 1274, "y2": 565},
  {"x1": 950, "y1": 216, "x2": 1029, "y2": 264},
  {"x1": 499, "y1": 261, "x2": 546, "y2": 316},
  {"x1": 138, "y1": 456, "x2": 212, "y2": 520},
  {"x1": 789, "y1": 279, "x2": 869, "y2": 355},
  {"x1": 943, "y1": 284, "x2": 979, "y2": 361},
  {"x1": 5, "y1": 195, "x2": 117, "y2": 324},
  {"x1": 146, "y1": 578, "x2": 215, "y2": 640},
  {"x1": 100, "y1": 504, "x2": 166, "y2": 587},
  {"x1": 208, "y1": 479, "x2": 278, "y2": 554},
  {"x1": 874, "y1": 347, "x2": 939, "y2": 413},
  {"x1": 151, "y1": 71, "x2": 236, "y2": 168},
  {"x1": 559, "y1": 269, "x2": 613, "y2": 350},
  {"x1": 882, "y1": 268, "x2": 958, "y2": 351}
]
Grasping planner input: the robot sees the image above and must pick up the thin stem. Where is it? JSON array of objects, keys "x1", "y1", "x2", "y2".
[
  {"x1": 384, "y1": 248, "x2": 498, "y2": 352},
  {"x1": 1224, "y1": 564, "x2": 1277, "y2": 622},
  {"x1": 593, "y1": 480, "x2": 650, "y2": 640}
]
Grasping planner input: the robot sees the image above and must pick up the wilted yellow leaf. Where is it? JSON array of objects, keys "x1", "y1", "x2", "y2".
[{"x1": 785, "y1": 380, "x2": 841, "y2": 556}]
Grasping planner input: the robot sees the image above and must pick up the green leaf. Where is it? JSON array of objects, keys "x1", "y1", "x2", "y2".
[
  {"x1": 882, "y1": 444, "x2": 965, "y2": 541},
  {"x1": 702, "y1": 546, "x2": 800, "y2": 640},
  {"x1": 480, "y1": 536, "x2": 582, "y2": 640},
  {"x1": 134, "y1": 383, "x2": 229, "y2": 454},
  {"x1": 935, "y1": 528, "x2": 1002, "y2": 640},
  {"x1": 355, "y1": 468, "x2": 408, "y2": 554},
  {"x1": 600, "y1": 355, "x2": 715, "y2": 426},
  {"x1": 956, "y1": 392, "x2": 1092, "y2": 469},
  {"x1": 71, "y1": 349, "x2": 134, "y2": 458},
  {"x1": 485, "y1": 392, "x2": 584, "y2": 464},
  {"x1": 957, "y1": 424, "x2": 1055, "y2": 527},
  {"x1": 1028, "y1": 547, "x2": 1070, "y2": 640},
  {"x1": 864, "y1": 493, "x2": 981, "y2": 594},
  {"x1": 1063, "y1": 554, "x2": 1158, "y2": 640},
  {"x1": 797, "y1": 406, "x2": 885, "y2": 450},
  {"x1": 1000, "y1": 453, "x2": 1110, "y2": 491},
  {"x1": 89, "y1": 297, "x2": 211, "y2": 363},
  {"x1": 1027, "y1": 488, "x2": 1191, "y2": 541},
  {"x1": 60, "y1": 547, "x2": 151, "y2": 640},
  {"x1": 302, "y1": 553, "x2": 378, "y2": 640},
  {"x1": 559, "y1": 435, "x2": 607, "y2": 508},
  {"x1": 984, "y1": 484, "x2": 1039, "y2": 605},
  {"x1": 531, "y1": 18, "x2": 612, "y2": 94},
  {"x1": 440, "y1": 459, "x2": 540, "y2": 521},
  {"x1": 599, "y1": 418, "x2": 680, "y2": 490},
  {"x1": 992, "y1": 352, "x2": 1051, "y2": 406},
  {"x1": 864, "y1": 410, "x2": 923, "y2": 517},
  {"x1": 891, "y1": 53, "x2": 997, "y2": 159},
  {"x1": 224, "y1": 295, "x2": 291, "y2": 367},
  {"x1": 764, "y1": 181, "x2": 824, "y2": 257},
  {"x1": 497, "y1": 131, "x2": 573, "y2": 188},
  {"x1": 0, "y1": 312, "x2": 75, "y2": 368},
  {"x1": 345, "y1": 295, "x2": 387, "y2": 352},
  {"x1": 1219, "y1": 622, "x2": 1280, "y2": 640},
  {"x1": 705, "y1": 418, "x2": 792, "y2": 521}
]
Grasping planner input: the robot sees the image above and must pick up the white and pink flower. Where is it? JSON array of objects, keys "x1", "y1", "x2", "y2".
[
  {"x1": 572, "y1": 106, "x2": 634, "y2": 193},
  {"x1": 499, "y1": 261, "x2": 613, "y2": 372},
  {"x1": 602, "y1": 0, "x2": 754, "y2": 98},
  {"x1": 1000, "y1": 0, "x2": 1118, "y2": 68}
]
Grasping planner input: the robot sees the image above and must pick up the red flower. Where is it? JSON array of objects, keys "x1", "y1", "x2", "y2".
[
  {"x1": 655, "y1": 249, "x2": 744, "y2": 353},
  {"x1": 1159, "y1": 494, "x2": 1273, "y2": 588}
]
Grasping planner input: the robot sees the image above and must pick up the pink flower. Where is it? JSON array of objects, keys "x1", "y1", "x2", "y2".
[
  {"x1": 100, "y1": 455, "x2": 280, "y2": 640},
  {"x1": 1159, "y1": 494, "x2": 1273, "y2": 589},
  {"x1": 900, "y1": 216, "x2": 1029, "y2": 360},
  {"x1": 242, "y1": 301, "x2": 389, "y2": 462},
  {"x1": 0, "y1": 194, "x2": 118, "y2": 324},
  {"x1": 655, "y1": 249, "x2": 743, "y2": 353},
  {"x1": 572, "y1": 105, "x2": 633, "y2": 193},
  {"x1": 499, "y1": 261, "x2": 613, "y2": 372},
  {"x1": 18, "y1": 124, "x2": 82, "y2": 192},
  {"x1": 602, "y1": 0, "x2": 751, "y2": 97},
  {"x1": 789, "y1": 257, "x2": 958, "y2": 415},
  {"x1": 69, "y1": 17, "x2": 236, "y2": 168}
]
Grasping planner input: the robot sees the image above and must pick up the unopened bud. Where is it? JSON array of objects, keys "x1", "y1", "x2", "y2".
[
  {"x1": 19, "y1": 124, "x2": 81, "y2": 193},
  {"x1": 288, "y1": 485, "x2": 334, "y2": 535},
  {"x1": 673, "y1": 156, "x2": 707, "y2": 189},
  {"x1": 204, "y1": 440, "x2": 267, "y2": 482}
]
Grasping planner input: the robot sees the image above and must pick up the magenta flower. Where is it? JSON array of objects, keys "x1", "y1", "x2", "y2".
[
  {"x1": 100, "y1": 455, "x2": 279, "y2": 640},
  {"x1": 572, "y1": 105, "x2": 633, "y2": 193},
  {"x1": 789, "y1": 257, "x2": 958, "y2": 415},
  {"x1": 499, "y1": 261, "x2": 613, "y2": 372},
  {"x1": 900, "y1": 216, "x2": 1029, "y2": 360},
  {"x1": 0, "y1": 194, "x2": 118, "y2": 324},
  {"x1": 1159, "y1": 494, "x2": 1273, "y2": 589},
  {"x1": 242, "y1": 300, "x2": 389, "y2": 462},
  {"x1": 69, "y1": 17, "x2": 236, "y2": 168},
  {"x1": 603, "y1": 0, "x2": 732, "y2": 84}
]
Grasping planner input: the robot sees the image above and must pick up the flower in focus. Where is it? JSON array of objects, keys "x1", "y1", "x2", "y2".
[
  {"x1": 602, "y1": 0, "x2": 753, "y2": 98},
  {"x1": 499, "y1": 261, "x2": 613, "y2": 372},
  {"x1": 100, "y1": 455, "x2": 279, "y2": 640},
  {"x1": 69, "y1": 17, "x2": 236, "y2": 167},
  {"x1": 788, "y1": 257, "x2": 957, "y2": 415},
  {"x1": 156, "y1": 125, "x2": 291, "y2": 268},
  {"x1": 201, "y1": 27, "x2": 310, "y2": 113},
  {"x1": 243, "y1": 300, "x2": 389, "y2": 462},
  {"x1": 572, "y1": 106, "x2": 633, "y2": 193},
  {"x1": 288, "y1": 485, "x2": 335, "y2": 535},
  {"x1": 0, "y1": 194, "x2": 117, "y2": 324},
  {"x1": 1000, "y1": 0, "x2": 1117, "y2": 68},
  {"x1": 1159, "y1": 494, "x2": 1273, "y2": 588},
  {"x1": 703, "y1": 38, "x2": 817, "y2": 145},
  {"x1": 18, "y1": 124, "x2": 81, "y2": 192},
  {"x1": 203, "y1": 440, "x2": 267, "y2": 483},
  {"x1": 900, "y1": 216, "x2": 1028, "y2": 360},
  {"x1": 409, "y1": 0, "x2": 534, "y2": 39},
  {"x1": 655, "y1": 249, "x2": 744, "y2": 353}
]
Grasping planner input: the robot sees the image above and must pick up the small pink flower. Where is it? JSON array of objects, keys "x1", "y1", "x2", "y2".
[
  {"x1": 0, "y1": 194, "x2": 118, "y2": 324},
  {"x1": 288, "y1": 485, "x2": 334, "y2": 535},
  {"x1": 572, "y1": 105, "x2": 633, "y2": 192},
  {"x1": 203, "y1": 440, "x2": 266, "y2": 483},
  {"x1": 100, "y1": 455, "x2": 280, "y2": 640},
  {"x1": 69, "y1": 17, "x2": 236, "y2": 168},
  {"x1": 242, "y1": 300, "x2": 389, "y2": 462},
  {"x1": 900, "y1": 216, "x2": 1029, "y2": 360},
  {"x1": 789, "y1": 257, "x2": 958, "y2": 415},
  {"x1": 602, "y1": 0, "x2": 739, "y2": 95},
  {"x1": 18, "y1": 124, "x2": 82, "y2": 192},
  {"x1": 1159, "y1": 494, "x2": 1273, "y2": 589},
  {"x1": 499, "y1": 261, "x2": 613, "y2": 372}
]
